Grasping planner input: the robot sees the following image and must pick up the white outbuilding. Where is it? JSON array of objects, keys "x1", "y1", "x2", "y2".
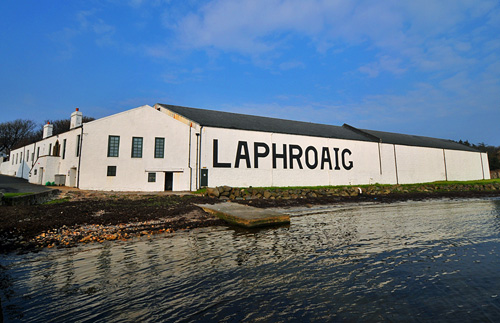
[{"x1": 0, "y1": 104, "x2": 490, "y2": 191}]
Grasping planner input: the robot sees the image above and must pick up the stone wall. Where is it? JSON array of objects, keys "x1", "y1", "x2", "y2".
[
  {"x1": 491, "y1": 170, "x2": 500, "y2": 179},
  {"x1": 1, "y1": 190, "x2": 60, "y2": 206},
  {"x1": 205, "y1": 182, "x2": 500, "y2": 201}
]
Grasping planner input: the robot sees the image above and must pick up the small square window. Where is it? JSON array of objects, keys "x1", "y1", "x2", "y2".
[
  {"x1": 148, "y1": 172, "x2": 156, "y2": 182},
  {"x1": 107, "y1": 166, "x2": 117, "y2": 176}
]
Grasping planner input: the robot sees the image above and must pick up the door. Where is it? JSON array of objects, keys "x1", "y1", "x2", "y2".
[
  {"x1": 165, "y1": 172, "x2": 173, "y2": 191},
  {"x1": 38, "y1": 167, "x2": 44, "y2": 185},
  {"x1": 200, "y1": 169, "x2": 208, "y2": 187},
  {"x1": 69, "y1": 167, "x2": 77, "y2": 187}
]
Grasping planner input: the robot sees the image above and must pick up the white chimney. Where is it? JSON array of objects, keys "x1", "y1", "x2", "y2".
[
  {"x1": 43, "y1": 122, "x2": 53, "y2": 139},
  {"x1": 70, "y1": 108, "x2": 83, "y2": 129}
]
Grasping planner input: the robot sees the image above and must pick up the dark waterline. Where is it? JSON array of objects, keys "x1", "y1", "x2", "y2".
[{"x1": 1, "y1": 198, "x2": 500, "y2": 322}]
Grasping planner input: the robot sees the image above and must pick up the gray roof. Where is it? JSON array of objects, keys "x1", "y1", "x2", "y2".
[{"x1": 157, "y1": 103, "x2": 478, "y2": 152}]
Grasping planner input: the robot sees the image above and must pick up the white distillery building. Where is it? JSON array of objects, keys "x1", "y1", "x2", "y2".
[{"x1": 0, "y1": 104, "x2": 490, "y2": 191}]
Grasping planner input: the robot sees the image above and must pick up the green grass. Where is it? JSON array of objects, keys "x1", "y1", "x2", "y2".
[
  {"x1": 3, "y1": 192, "x2": 34, "y2": 198},
  {"x1": 43, "y1": 197, "x2": 71, "y2": 205}
]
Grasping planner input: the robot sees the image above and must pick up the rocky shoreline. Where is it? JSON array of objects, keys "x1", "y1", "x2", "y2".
[
  {"x1": 206, "y1": 182, "x2": 500, "y2": 200},
  {"x1": 1, "y1": 182, "x2": 500, "y2": 254}
]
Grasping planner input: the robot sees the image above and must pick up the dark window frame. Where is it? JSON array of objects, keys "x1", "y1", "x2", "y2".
[
  {"x1": 107, "y1": 135, "x2": 120, "y2": 157},
  {"x1": 155, "y1": 137, "x2": 165, "y2": 158},
  {"x1": 148, "y1": 172, "x2": 156, "y2": 182},
  {"x1": 76, "y1": 135, "x2": 81, "y2": 157},
  {"x1": 131, "y1": 137, "x2": 143, "y2": 158},
  {"x1": 107, "y1": 166, "x2": 117, "y2": 176},
  {"x1": 62, "y1": 139, "x2": 67, "y2": 159}
]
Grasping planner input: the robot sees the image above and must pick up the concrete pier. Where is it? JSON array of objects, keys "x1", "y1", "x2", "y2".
[{"x1": 196, "y1": 202, "x2": 290, "y2": 228}]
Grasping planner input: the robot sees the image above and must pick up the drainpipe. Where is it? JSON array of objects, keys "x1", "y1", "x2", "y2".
[
  {"x1": 195, "y1": 132, "x2": 200, "y2": 190},
  {"x1": 198, "y1": 126, "x2": 204, "y2": 189},
  {"x1": 188, "y1": 125, "x2": 192, "y2": 191},
  {"x1": 480, "y1": 153, "x2": 486, "y2": 180},
  {"x1": 77, "y1": 126, "x2": 83, "y2": 188},
  {"x1": 393, "y1": 144, "x2": 399, "y2": 185},
  {"x1": 378, "y1": 141, "x2": 382, "y2": 175},
  {"x1": 21, "y1": 146, "x2": 26, "y2": 178},
  {"x1": 443, "y1": 149, "x2": 448, "y2": 181}
]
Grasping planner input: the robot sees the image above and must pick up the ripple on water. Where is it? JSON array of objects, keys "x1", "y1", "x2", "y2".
[{"x1": 1, "y1": 198, "x2": 500, "y2": 322}]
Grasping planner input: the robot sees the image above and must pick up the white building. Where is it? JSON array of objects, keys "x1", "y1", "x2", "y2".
[{"x1": 0, "y1": 104, "x2": 490, "y2": 191}]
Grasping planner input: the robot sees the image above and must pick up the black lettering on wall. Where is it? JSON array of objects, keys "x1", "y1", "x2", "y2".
[
  {"x1": 321, "y1": 147, "x2": 332, "y2": 170},
  {"x1": 254, "y1": 142, "x2": 270, "y2": 169},
  {"x1": 305, "y1": 146, "x2": 318, "y2": 169},
  {"x1": 289, "y1": 145, "x2": 303, "y2": 169},
  {"x1": 272, "y1": 143, "x2": 287, "y2": 169},
  {"x1": 235, "y1": 141, "x2": 251, "y2": 168},
  {"x1": 333, "y1": 148, "x2": 341, "y2": 170},
  {"x1": 342, "y1": 148, "x2": 353, "y2": 170},
  {"x1": 213, "y1": 139, "x2": 231, "y2": 168}
]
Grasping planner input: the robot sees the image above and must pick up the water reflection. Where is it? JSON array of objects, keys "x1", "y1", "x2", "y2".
[{"x1": 1, "y1": 198, "x2": 500, "y2": 322}]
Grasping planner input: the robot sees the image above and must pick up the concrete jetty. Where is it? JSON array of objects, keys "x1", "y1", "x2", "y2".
[{"x1": 196, "y1": 202, "x2": 290, "y2": 228}]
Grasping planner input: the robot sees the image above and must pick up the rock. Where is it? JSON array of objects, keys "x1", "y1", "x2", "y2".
[
  {"x1": 263, "y1": 190, "x2": 272, "y2": 199},
  {"x1": 206, "y1": 187, "x2": 220, "y2": 198}
]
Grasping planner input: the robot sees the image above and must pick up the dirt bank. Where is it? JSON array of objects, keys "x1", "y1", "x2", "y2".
[{"x1": 1, "y1": 189, "x2": 500, "y2": 254}]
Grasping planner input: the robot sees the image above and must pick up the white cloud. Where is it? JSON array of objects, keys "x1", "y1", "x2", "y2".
[{"x1": 161, "y1": 0, "x2": 498, "y2": 77}]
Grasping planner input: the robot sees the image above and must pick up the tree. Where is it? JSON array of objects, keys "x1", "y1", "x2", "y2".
[{"x1": 0, "y1": 119, "x2": 38, "y2": 157}]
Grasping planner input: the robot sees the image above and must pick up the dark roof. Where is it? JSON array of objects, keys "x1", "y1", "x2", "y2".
[
  {"x1": 157, "y1": 103, "x2": 479, "y2": 152},
  {"x1": 158, "y1": 104, "x2": 372, "y2": 142},
  {"x1": 359, "y1": 128, "x2": 479, "y2": 152}
]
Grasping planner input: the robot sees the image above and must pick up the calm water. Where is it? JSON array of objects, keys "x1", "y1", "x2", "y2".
[{"x1": 1, "y1": 198, "x2": 500, "y2": 322}]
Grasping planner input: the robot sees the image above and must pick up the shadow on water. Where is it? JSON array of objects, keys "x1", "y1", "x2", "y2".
[{"x1": 1, "y1": 198, "x2": 500, "y2": 322}]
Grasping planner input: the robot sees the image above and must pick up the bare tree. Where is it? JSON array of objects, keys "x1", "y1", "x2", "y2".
[{"x1": 0, "y1": 119, "x2": 38, "y2": 157}]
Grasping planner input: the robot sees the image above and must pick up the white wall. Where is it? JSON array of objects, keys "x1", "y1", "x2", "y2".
[
  {"x1": 78, "y1": 105, "x2": 193, "y2": 191},
  {"x1": 198, "y1": 127, "x2": 487, "y2": 188},
  {"x1": 200, "y1": 127, "x2": 395, "y2": 188},
  {"x1": 445, "y1": 150, "x2": 487, "y2": 181}
]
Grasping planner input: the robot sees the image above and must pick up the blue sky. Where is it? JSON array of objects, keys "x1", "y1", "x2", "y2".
[{"x1": 1, "y1": 0, "x2": 499, "y2": 145}]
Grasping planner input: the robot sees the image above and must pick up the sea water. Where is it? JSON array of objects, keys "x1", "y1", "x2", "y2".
[{"x1": 1, "y1": 198, "x2": 500, "y2": 322}]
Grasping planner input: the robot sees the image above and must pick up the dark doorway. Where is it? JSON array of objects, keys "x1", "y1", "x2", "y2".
[
  {"x1": 165, "y1": 172, "x2": 173, "y2": 191},
  {"x1": 200, "y1": 169, "x2": 208, "y2": 187}
]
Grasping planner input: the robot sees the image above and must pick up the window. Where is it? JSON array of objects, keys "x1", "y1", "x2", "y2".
[
  {"x1": 26, "y1": 150, "x2": 29, "y2": 162},
  {"x1": 48, "y1": 144, "x2": 52, "y2": 156},
  {"x1": 20, "y1": 152, "x2": 22, "y2": 162},
  {"x1": 16, "y1": 153, "x2": 18, "y2": 164},
  {"x1": 37, "y1": 147, "x2": 40, "y2": 158},
  {"x1": 53, "y1": 141, "x2": 60, "y2": 156},
  {"x1": 155, "y1": 137, "x2": 165, "y2": 158},
  {"x1": 62, "y1": 139, "x2": 67, "y2": 159},
  {"x1": 148, "y1": 172, "x2": 156, "y2": 182},
  {"x1": 107, "y1": 166, "x2": 117, "y2": 176},
  {"x1": 34, "y1": 169, "x2": 37, "y2": 175},
  {"x1": 107, "y1": 136, "x2": 120, "y2": 157},
  {"x1": 76, "y1": 135, "x2": 81, "y2": 157},
  {"x1": 32, "y1": 152, "x2": 34, "y2": 161},
  {"x1": 131, "y1": 137, "x2": 143, "y2": 158}
]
